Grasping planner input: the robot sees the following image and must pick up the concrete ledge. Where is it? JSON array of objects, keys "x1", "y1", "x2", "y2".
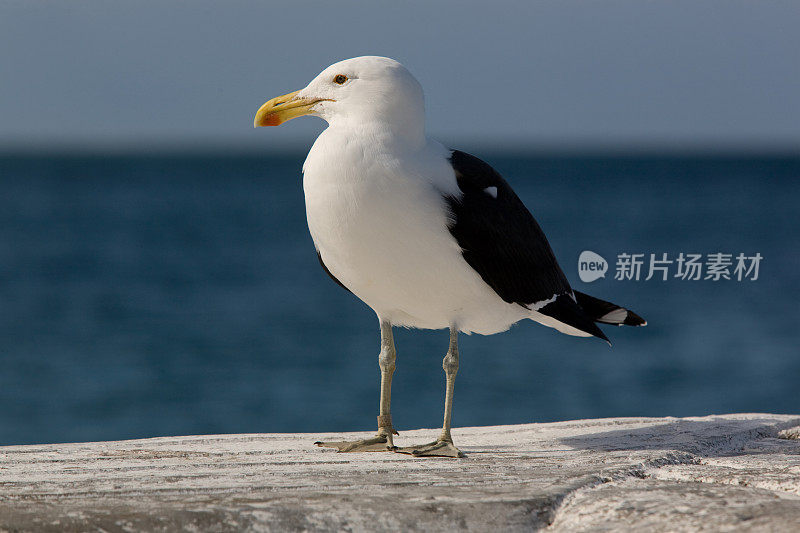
[{"x1": 1, "y1": 414, "x2": 799, "y2": 531}]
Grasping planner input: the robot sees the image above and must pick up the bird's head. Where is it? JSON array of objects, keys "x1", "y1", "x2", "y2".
[{"x1": 254, "y1": 56, "x2": 425, "y2": 138}]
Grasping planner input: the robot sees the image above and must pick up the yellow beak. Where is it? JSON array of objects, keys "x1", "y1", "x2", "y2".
[{"x1": 253, "y1": 90, "x2": 329, "y2": 127}]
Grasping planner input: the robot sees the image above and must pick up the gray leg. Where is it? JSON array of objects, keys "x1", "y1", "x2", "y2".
[
  {"x1": 396, "y1": 326, "x2": 464, "y2": 458},
  {"x1": 377, "y1": 319, "x2": 398, "y2": 446},
  {"x1": 439, "y1": 325, "x2": 459, "y2": 444},
  {"x1": 315, "y1": 319, "x2": 398, "y2": 452}
]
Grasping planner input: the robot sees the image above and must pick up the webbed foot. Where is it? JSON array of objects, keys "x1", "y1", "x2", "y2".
[
  {"x1": 395, "y1": 439, "x2": 464, "y2": 458},
  {"x1": 315, "y1": 434, "x2": 396, "y2": 453}
]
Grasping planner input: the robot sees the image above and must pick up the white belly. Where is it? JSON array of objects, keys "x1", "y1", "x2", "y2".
[{"x1": 302, "y1": 133, "x2": 528, "y2": 334}]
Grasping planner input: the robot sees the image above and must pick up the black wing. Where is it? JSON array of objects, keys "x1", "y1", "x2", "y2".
[{"x1": 445, "y1": 150, "x2": 608, "y2": 341}]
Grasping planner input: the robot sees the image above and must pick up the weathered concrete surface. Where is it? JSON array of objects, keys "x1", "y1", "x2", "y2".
[{"x1": 1, "y1": 414, "x2": 799, "y2": 532}]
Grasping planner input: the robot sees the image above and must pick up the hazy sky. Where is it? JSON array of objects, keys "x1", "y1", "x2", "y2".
[{"x1": 1, "y1": 1, "x2": 799, "y2": 152}]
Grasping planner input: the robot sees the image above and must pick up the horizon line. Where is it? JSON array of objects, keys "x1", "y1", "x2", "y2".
[{"x1": 2, "y1": 140, "x2": 799, "y2": 159}]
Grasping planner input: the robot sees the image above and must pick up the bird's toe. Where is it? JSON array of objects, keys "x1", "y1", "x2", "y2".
[
  {"x1": 395, "y1": 440, "x2": 465, "y2": 458},
  {"x1": 314, "y1": 435, "x2": 393, "y2": 453}
]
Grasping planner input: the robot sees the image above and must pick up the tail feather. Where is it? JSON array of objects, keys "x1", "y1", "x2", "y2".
[
  {"x1": 573, "y1": 290, "x2": 647, "y2": 327},
  {"x1": 537, "y1": 293, "x2": 612, "y2": 344}
]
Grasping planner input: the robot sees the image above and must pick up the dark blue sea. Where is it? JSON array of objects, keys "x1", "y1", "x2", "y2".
[{"x1": 1, "y1": 152, "x2": 798, "y2": 445}]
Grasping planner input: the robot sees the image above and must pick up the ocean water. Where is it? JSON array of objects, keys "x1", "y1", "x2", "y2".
[{"x1": 0, "y1": 153, "x2": 798, "y2": 445}]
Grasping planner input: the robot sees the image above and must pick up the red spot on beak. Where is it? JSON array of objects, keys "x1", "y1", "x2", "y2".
[{"x1": 259, "y1": 113, "x2": 282, "y2": 127}]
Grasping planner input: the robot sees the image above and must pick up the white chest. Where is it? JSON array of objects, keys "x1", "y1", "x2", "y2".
[{"x1": 302, "y1": 135, "x2": 455, "y2": 285}]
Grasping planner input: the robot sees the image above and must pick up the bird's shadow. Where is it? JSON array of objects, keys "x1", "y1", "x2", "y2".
[{"x1": 557, "y1": 416, "x2": 800, "y2": 459}]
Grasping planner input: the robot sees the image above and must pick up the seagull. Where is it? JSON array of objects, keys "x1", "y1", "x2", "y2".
[{"x1": 254, "y1": 56, "x2": 645, "y2": 458}]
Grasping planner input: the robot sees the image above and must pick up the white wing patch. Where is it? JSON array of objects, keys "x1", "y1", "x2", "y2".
[
  {"x1": 600, "y1": 308, "x2": 629, "y2": 324},
  {"x1": 483, "y1": 186, "x2": 498, "y2": 199},
  {"x1": 531, "y1": 293, "x2": 558, "y2": 311}
]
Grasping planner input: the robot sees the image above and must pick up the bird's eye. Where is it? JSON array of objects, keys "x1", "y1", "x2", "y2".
[{"x1": 333, "y1": 74, "x2": 348, "y2": 85}]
